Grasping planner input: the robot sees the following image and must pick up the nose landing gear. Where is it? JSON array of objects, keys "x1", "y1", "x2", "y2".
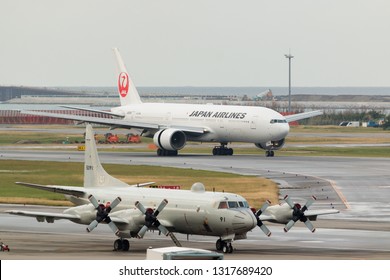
[{"x1": 216, "y1": 238, "x2": 234, "y2": 253}]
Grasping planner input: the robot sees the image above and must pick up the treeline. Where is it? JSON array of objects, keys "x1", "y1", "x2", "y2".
[{"x1": 299, "y1": 109, "x2": 389, "y2": 128}]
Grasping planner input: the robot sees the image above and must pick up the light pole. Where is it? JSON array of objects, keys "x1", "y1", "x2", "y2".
[{"x1": 285, "y1": 52, "x2": 294, "y2": 112}]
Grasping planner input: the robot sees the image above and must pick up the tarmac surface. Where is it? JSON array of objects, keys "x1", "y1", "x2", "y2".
[{"x1": 1, "y1": 142, "x2": 390, "y2": 259}]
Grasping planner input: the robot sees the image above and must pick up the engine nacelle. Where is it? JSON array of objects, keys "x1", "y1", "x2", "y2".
[
  {"x1": 153, "y1": 129, "x2": 187, "y2": 151},
  {"x1": 255, "y1": 138, "x2": 285, "y2": 151}
]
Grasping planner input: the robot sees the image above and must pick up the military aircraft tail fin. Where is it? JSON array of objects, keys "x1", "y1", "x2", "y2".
[{"x1": 84, "y1": 124, "x2": 130, "y2": 188}]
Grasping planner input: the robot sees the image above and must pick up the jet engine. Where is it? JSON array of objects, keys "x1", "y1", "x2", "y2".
[
  {"x1": 255, "y1": 138, "x2": 285, "y2": 157},
  {"x1": 153, "y1": 129, "x2": 187, "y2": 151}
]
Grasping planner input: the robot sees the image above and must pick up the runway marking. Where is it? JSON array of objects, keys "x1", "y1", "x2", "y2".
[{"x1": 328, "y1": 179, "x2": 351, "y2": 210}]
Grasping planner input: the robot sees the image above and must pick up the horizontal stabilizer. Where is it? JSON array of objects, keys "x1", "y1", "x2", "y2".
[{"x1": 15, "y1": 182, "x2": 86, "y2": 197}]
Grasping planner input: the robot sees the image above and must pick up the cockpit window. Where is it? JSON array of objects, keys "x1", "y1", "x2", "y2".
[
  {"x1": 228, "y1": 201, "x2": 239, "y2": 208},
  {"x1": 270, "y1": 119, "x2": 287, "y2": 124},
  {"x1": 238, "y1": 201, "x2": 247, "y2": 208},
  {"x1": 218, "y1": 200, "x2": 249, "y2": 209},
  {"x1": 218, "y1": 201, "x2": 228, "y2": 209}
]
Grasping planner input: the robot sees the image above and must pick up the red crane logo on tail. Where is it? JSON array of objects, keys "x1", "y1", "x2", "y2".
[{"x1": 118, "y1": 72, "x2": 130, "y2": 97}]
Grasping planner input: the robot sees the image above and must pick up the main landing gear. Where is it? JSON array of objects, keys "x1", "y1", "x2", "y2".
[
  {"x1": 212, "y1": 143, "x2": 233, "y2": 156},
  {"x1": 216, "y1": 238, "x2": 234, "y2": 253},
  {"x1": 157, "y1": 148, "x2": 178, "y2": 156},
  {"x1": 113, "y1": 238, "x2": 130, "y2": 251},
  {"x1": 265, "y1": 150, "x2": 275, "y2": 157}
]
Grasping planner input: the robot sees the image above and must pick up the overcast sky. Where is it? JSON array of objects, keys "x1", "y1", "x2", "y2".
[{"x1": 1, "y1": 0, "x2": 390, "y2": 87}]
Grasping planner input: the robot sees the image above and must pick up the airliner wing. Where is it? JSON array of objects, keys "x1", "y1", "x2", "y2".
[
  {"x1": 284, "y1": 110, "x2": 323, "y2": 122},
  {"x1": 19, "y1": 110, "x2": 207, "y2": 134},
  {"x1": 60, "y1": 105, "x2": 125, "y2": 118},
  {"x1": 20, "y1": 110, "x2": 160, "y2": 130}
]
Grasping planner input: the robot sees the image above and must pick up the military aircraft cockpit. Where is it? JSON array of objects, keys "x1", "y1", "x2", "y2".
[{"x1": 218, "y1": 200, "x2": 250, "y2": 209}]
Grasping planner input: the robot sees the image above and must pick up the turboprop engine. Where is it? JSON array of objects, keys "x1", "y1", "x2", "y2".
[
  {"x1": 153, "y1": 128, "x2": 187, "y2": 156},
  {"x1": 255, "y1": 138, "x2": 285, "y2": 157}
]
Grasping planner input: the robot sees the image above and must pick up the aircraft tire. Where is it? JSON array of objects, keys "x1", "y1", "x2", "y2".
[
  {"x1": 216, "y1": 239, "x2": 223, "y2": 251},
  {"x1": 122, "y1": 239, "x2": 130, "y2": 251},
  {"x1": 114, "y1": 239, "x2": 123, "y2": 251},
  {"x1": 222, "y1": 243, "x2": 233, "y2": 254},
  {"x1": 157, "y1": 149, "x2": 178, "y2": 156}
]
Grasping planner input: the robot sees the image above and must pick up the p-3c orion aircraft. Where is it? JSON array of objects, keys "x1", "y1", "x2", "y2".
[
  {"x1": 21, "y1": 48, "x2": 322, "y2": 157},
  {"x1": 8, "y1": 125, "x2": 339, "y2": 253}
]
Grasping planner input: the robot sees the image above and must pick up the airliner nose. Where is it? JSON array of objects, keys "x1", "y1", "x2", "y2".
[{"x1": 270, "y1": 122, "x2": 290, "y2": 140}]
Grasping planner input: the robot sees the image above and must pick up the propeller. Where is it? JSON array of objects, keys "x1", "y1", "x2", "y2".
[
  {"x1": 283, "y1": 195, "x2": 316, "y2": 233},
  {"x1": 86, "y1": 194, "x2": 122, "y2": 235},
  {"x1": 135, "y1": 199, "x2": 170, "y2": 238},
  {"x1": 252, "y1": 200, "x2": 272, "y2": 237}
]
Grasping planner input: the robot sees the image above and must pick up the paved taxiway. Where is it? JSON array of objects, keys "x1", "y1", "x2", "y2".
[{"x1": 1, "y1": 148, "x2": 390, "y2": 259}]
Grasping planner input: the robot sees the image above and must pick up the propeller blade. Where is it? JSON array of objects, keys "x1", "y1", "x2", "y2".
[
  {"x1": 284, "y1": 195, "x2": 295, "y2": 208},
  {"x1": 157, "y1": 224, "x2": 170, "y2": 236},
  {"x1": 137, "y1": 225, "x2": 149, "y2": 238},
  {"x1": 88, "y1": 194, "x2": 100, "y2": 209},
  {"x1": 86, "y1": 219, "x2": 99, "y2": 232},
  {"x1": 107, "y1": 221, "x2": 120, "y2": 235},
  {"x1": 259, "y1": 224, "x2": 272, "y2": 237},
  {"x1": 304, "y1": 219, "x2": 316, "y2": 233},
  {"x1": 135, "y1": 201, "x2": 147, "y2": 214},
  {"x1": 284, "y1": 220, "x2": 296, "y2": 232},
  {"x1": 256, "y1": 200, "x2": 271, "y2": 216},
  {"x1": 109, "y1": 197, "x2": 122, "y2": 210},
  {"x1": 302, "y1": 196, "x2": 316, "y2": 211},
  {"x1": 155, "y1": 199, "x2": 168, "y2": 216}
]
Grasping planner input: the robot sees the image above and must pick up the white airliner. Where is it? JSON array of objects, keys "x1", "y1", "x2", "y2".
[
  {"x1": 21, "y1": 48, "x2": 322, "y2": 157},
  {"x1": 8, "y1": 125, "x2": 339, "y2": 253}
]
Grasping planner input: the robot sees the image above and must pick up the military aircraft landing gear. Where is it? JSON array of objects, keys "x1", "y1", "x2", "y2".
[
  {"x1": 266, "y1": 150, "x2": 275, "y2": 157},
  {"x1": 212, "y1": 143, "x2": 233, "y2": 156},
  {"x1": 216, "y1": 238, "x2": 234, "y2": 253},
  {"x1": 114, "y1": 238, "x2": 130, "y2": 251}
]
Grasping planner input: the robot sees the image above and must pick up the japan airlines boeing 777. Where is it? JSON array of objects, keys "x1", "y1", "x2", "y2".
[
  {"x1": 8, "y1": 125, "x2": 338, "y2": 253},
  {"x1": 21, "y1": 49, "x2": 322, "y2": 157}
]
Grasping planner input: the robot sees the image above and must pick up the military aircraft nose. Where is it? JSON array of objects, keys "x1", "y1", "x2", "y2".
[{"x1": 232, "y1": 209, "x2": 257, "y2": 232}]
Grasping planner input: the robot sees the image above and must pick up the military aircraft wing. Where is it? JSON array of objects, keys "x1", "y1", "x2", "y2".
[
  {"x1": 6, "y1": 209, "x2": 130, "y2": 226},
  {"x1": 304, "y1": 209, "x2": 340, "y2": 218},
  {"x1": 284, "y1": 110, "x2": 323, "y2": 122},
  {"x1": 6, "y1": 210, "x2": 80, "y2": 221}
]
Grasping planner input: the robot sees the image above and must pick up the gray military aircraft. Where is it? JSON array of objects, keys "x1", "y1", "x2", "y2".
[{"x1": 8, "y1": 124, "x2": 339, "y2": 253}]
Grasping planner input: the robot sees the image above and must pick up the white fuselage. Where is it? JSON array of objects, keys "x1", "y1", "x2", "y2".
[
  {"x1": 65, "y1": 186, "x2": 257, "y2": 239},
  {"x1": 111, "y1": 103, "x2": 290, "y2": 144}
]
